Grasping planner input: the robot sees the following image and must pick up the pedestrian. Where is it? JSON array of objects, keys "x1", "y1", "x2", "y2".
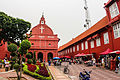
[
  {"x1": 48, "y1": 60, "x2": 51, "y2": 66},
  {"x1": 92, "y1": 57, "x2": 96, "y2": 69},
  {"x1": 4, "y1": 58, "x2": 6, "y2": 68},
  {"x1": 101, "y1": 57, "x2": 105, "y2": 69},
  {"x1": 69, "y1": 59, "x2": 71, "y2": 65},
  {"x1": 115, "y1": 56, "x2": 119, "y2": 73},
  {"x1": 108, "y1": 57, "x2": 111, "y2": 69},
  {"x1": 0, "y1": 59, "x2": 2, "y2": 68},
  {"x1": 5, "y1": 59, "x2": 9, "y2": 71},
  {"x1": 60, "y1": 59, "x2": 62, "y2": 66}
]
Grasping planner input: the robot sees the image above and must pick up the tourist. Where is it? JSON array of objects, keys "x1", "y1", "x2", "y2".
[
  {"x1": 69, "y1": 59, "x2": 71, "y2": 65},
  {"x1": 92, "y1": 57, "x2": 96, "y2": 69},
  {"x1": 60, "y1": 59, "x2": 62, "y2": 66},
  {"x1": 107, "y1": 57, "x2": 111, "y2": 69},
  {"x1": 5, "y1": 59, "x2": 9, "y2": 71},
  {"x1": 79, "y1": 57, "x2": 82, "y2": 64},
  {"x1": 4, "y1": 58, "x2": 6, "y2": 68},
  {"x1": 48, "y1": 60, "x2": 51, "y2": 66},
  {"x1": 101, "y1": 57, "x2": 105, "y2": 69},
  {"x1": 0, "y1": 59, "x2": 2, "y2": 68},
  {"x1": 115, "y1": 56, "x2": 119, "y2": 73}
]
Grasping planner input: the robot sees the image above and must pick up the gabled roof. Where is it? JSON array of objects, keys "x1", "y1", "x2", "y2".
[{"x1": 58, "y1": 16, "x2": 109, "y2": 51}]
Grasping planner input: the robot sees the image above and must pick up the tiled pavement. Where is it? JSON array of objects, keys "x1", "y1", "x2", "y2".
[
  {"x1": 47, "y1": 64, "x2": 71, "y2": 80},
  {"x1": 0, "y1": 68, "x2": 37, "y2": 80},
  {"x1": 56, "y1": 62, "x2": 120, "y2": 80}
]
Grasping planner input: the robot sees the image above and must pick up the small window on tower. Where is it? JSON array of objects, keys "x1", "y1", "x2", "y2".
[
  {"x1": 41, "y1": 21, "x2": 44, "y2": 24},
  {"x1": 49, "y1": 43, "x2": 51, "y2": 46}
]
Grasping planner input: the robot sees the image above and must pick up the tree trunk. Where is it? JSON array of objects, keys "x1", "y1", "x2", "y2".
[
  {"x1": 16, "y1": 70, "x2": 20, "y2": 80},
  {"x1": 19, "y1": 56, "x2": 23, "y2": 80}
]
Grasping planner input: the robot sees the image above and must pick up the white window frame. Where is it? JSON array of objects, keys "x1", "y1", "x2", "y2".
[
  {"x1": 81, "y1": 42, "x2": 84, "y2": 50},
  {"x1": 109, "y1": 2, "x2": 119, "y2": 18},
  {"x1": 85, "y1": 41, "x2": 88, "y2": 49},
  {"x1": 70, "y1": 48, "x2": 72, "y2": 53},
  {"x1": 68, "y1": 49, "x2": 69, "y2": 53},
  {"x1": 104, "y1": 32, "x2": 109, "y2": 44},
  {"x1": 91, "y1": 40, "x2": 94, "y2": 48},
  {"x1": 73, "y1": 46, "x2": 75, "y2": 52},
  {"x1": 66, "y1": 50, "x2": 67, "y2": 54},
  {"x1": 77, "y1": 45, "x2": 79, "y2": 51},
  {"x1": 96, "y1": 38, "x2": 101, "y2": 47},
  {"x1": 113, "y1": 22, "x2": 120, "y2": 39}
]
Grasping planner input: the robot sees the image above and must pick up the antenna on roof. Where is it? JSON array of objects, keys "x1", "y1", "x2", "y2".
[{"x1": 84, "y1": 0, "x2": 91, "y2": 30}]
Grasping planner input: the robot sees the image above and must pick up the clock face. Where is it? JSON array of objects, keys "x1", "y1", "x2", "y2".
[{"x1": 41, "y1": 21, "x2": 44, "y2": 24}]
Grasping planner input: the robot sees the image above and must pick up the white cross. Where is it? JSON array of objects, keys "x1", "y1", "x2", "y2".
[{"x1": 40, "y1": 26, "x2": 44, "y2": 33}]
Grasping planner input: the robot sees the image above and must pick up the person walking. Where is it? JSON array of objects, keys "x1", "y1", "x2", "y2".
[
  {"x1": 92, "y1": 57, "x2": 96, "y2": 69},
  {"x1": 101, "y1": 57, "x2": 105, "y2": 69},
  {"x1": 5, "y1": 59, "x2": 9, "y2": 71},
  {"x1": 0, "y1": 59, "x2": 2, "y2": 68},
  {"x1": 48, "y1": 60, "x2": 51, "y2": 66}
]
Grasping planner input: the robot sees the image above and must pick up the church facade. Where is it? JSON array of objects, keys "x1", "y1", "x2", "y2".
[
  {"x1": 28, "y1": 15, "x2": 59, "y2": 62},
  {"x1": 58, "y1": 0, "x2": 120, "y2": 60}
]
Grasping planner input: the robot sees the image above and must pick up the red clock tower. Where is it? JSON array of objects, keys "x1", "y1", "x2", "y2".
[{"x1": 28, "y1": 14, "x2": 59, "y2": 62}]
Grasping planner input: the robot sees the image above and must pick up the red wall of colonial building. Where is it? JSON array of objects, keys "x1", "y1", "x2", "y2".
[
  {"x1": 58, "y1": 0, "x2": 120, "y2": 60},
  {"x1": 0, "y1": 41, "x2": 9, "y2": 59},
  {"x1": 28, "y1": 15, "x2": 59, "y2": 62}
]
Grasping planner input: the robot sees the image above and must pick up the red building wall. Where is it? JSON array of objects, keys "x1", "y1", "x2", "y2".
[{"x1": 58, "y1": 0, "x2": 120, "y2": 60}]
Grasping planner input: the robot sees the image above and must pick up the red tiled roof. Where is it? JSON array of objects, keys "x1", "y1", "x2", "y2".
[{"x1": 58, "y1": 16, "x2": 109, "y2": 51}]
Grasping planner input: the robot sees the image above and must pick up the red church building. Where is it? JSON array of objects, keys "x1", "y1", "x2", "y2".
[
  {"x1": 58, "y1": 0, "x2": 120, "y2": 60},
  {"x1": 28, "y1": 15, "x2": 59, "y2": 62}
]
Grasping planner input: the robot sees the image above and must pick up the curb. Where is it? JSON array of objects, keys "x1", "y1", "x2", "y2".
[{"x1": 0, "y1": 70, "x2": 15, "y2": 74}]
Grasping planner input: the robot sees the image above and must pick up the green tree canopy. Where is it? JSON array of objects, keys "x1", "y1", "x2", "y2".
[
  {"x1": 0, "y1": 12, "x2": 31, "y2": 46},
  {"x1": 7, "y1": 43, "x2": 17, "y2": 52}
]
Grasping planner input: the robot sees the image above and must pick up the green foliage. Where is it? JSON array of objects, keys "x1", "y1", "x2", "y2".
[
  {"x1": 12, "y1": 57, "x2": 16, "y2": 61},
  {"x1": 20, "y1": 40, "x2": 31, "y2": 50},
  {"x1": 23, "y1": 64, "x2": 51, "y2": 80},
  {"x1": 10, "y1": 52, "x2": 16, "y2": 57},
  {"x1": 29, "y1": 52, "x2": 33, "y2": 58},
  {"x1": 27, "y1": 59, "x2": 33, "y2": 64},
  {"x1": 7, "y1": 41, "x2": 10, "y2": 45},
  {"x1": 0, "y1": 59, "x2": 2, "y2": 62},
  {"x1": 2, "y1": 60, "x2": 4, "y2": 63},
  {"x1": 33, "y1": 58, "x2": 36, "y2": 64},
  {"x1": 18, "y1": 48, "x2": 28, "y2": 56},
  {"x1": 7, "y1": 43, "x2": 17, "y2": 52},
  {"x1": 26, "y1": 53, "x2": 32, "y2": 59},
  {"x1": 35, "y1": 65, "x2": 39, "y2": 72},
  {"x1": 0, "y1": 12, "x2": 31, "y2": 46},
  {"x1": 22, "y1": 57, "x2": 26, "y2": 62},
  {"x1": 14, "y1": 63, "x2": 20, "y2": 69},
  {"x1": 41, "y1": 63, "x2": 44, "y2": 67}
]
